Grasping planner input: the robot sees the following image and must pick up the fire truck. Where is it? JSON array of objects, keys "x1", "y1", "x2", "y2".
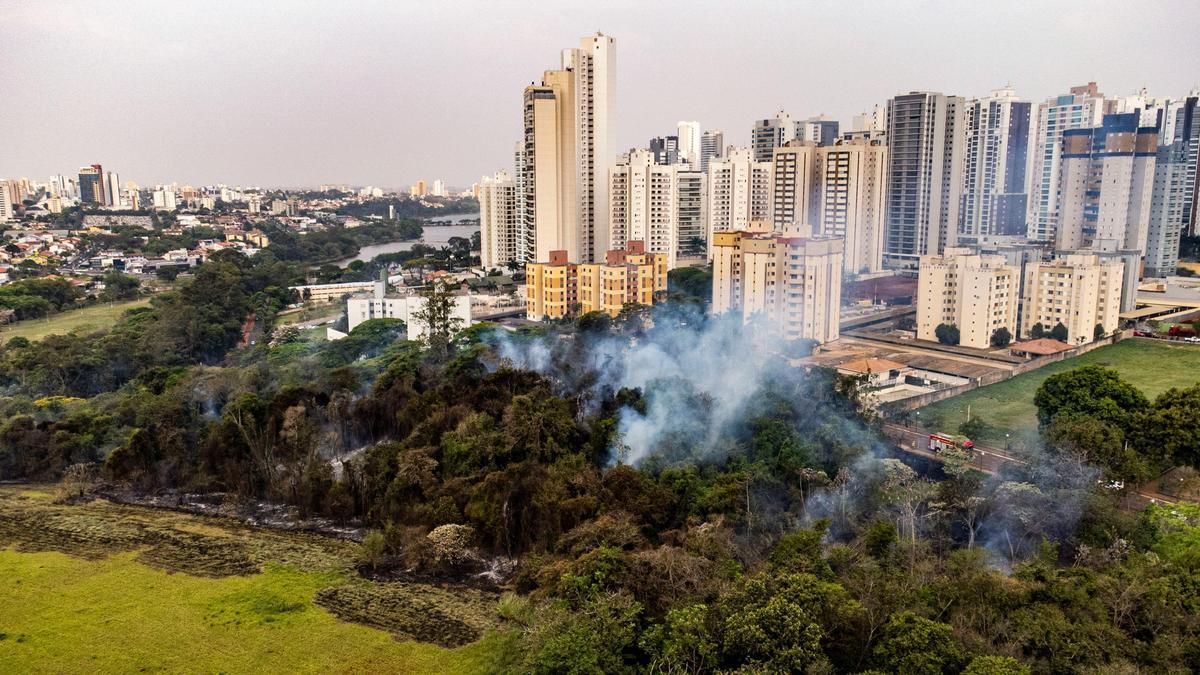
[{"x1": 929, "y1": 432, "x2": 974, "y2": 454}]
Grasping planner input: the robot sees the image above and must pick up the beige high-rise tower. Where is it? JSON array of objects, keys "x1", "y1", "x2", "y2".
[
  {"x1": 521, "y1": 34, "x2": 616, "y2": 264},
  {"x1": 711, "y1": 225, "x2": 844, "y2": 343},
  {"x1": 815, "y1": 139, "x2": 887, "y2": 274}
]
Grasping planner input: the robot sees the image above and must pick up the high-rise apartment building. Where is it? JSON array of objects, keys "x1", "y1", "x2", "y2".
[
  {"x1": 916, "y1": 248, "x2": 1019, "y2": 349},
  {"x1": 525, "y1": 241, "x2": 667, "y2": 320},
  {"x1": 852, "y1": 104, "x2": 887, "y2": 135},
  {"x1": 814, "y1": 139, "x2": 888, "y2": 274},
  {"x1": 676, "y1": 169, "x2": 706, "y2": 260},
  {"x1": 153, "y1": 187, "x2": 177, "y2": 211},
  {"x1": 711, "y1": 225, "x2": 844, "y2": 343},
  {"x1": 106, "y1": 171, "x2": 121, "y2": 208},
  {"x1": 960, "y1": 87, "x2": 1033, "y2": 237},
  {"x1": 0, "y1": 184, "x2": 13, "y2": 222},
  {"x1": 648, "y1": 135, "x2": 679, "y2": 165},
  {"x1": 521, "y1": 33, "x2": 616, "y2": 264},
  {"x1": 677, "y1": 121, "x2": 701, "y2": 166},
  {"x1": 78, "y1": 165, "x2": 105, "y2": 205},
  {"x1": 431, "y1": 179, "x2": 446, "y2": 197},
  {"x1": 479, "y1": 170, "x2": 520, "y2": 269},
  {"x1": 1028, "y1": 83, "x2": 1106, "y2": 242},
  {"x1": 700, "y1": 130, "x2": 724, "y2": 173},
  {"x1": 1147, "y1": 96, "x2": 1200, "y2": 276},
  {"x1": 769, "y1": 141, "x2": 818, "y2": 230},
  {"x1": 569, "y1": 33, "x2": 616, "y2": 263},
  {"x1": 523, "y1": 67, "x2": 577, "y2": 262},
  {"x1": 706, "y1": 147, "x2": 772, "y2": 239},
  {"x1": 751, "y1": 110, "x2": 795, "y2": 162},
  {"x1": 609, "y1": 149, "x2": 679, "y2": 268},
  {"x1": 884, "y1": 92, "x2": 966, "y2": 268},
  {"x1": 410, "y1": 180, "x2": 427, "y2": 197},
  {"x1": 796, "y1": 115, "x2": 840, "y2": 146},
  {"x1": 1056, "y1": 113, "x2": 1158, "y2": 253},
  {"x1": 1021, "y1": 253, "x2": 1123, "y2": 344}
]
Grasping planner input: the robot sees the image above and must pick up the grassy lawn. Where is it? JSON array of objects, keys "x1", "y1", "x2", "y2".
[
  {"x1": 919, "y1": 339, "x2": 1200, "y2": 446},
  {"x1": 0, "y1": 298, "x2": 152, "y2": 342},
  {"x1": 0, "y1": 487, "x2": 515, "y2": 673}
]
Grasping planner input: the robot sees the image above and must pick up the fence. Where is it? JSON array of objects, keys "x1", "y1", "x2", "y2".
[{"x1": 882, "y1": 329, "x2": 1133, "y2": 413}]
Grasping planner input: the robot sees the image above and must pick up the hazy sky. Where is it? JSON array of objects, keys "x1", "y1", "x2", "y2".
[{"x1": 3, "y1": 0, "x2": 1199, "y2": 189}]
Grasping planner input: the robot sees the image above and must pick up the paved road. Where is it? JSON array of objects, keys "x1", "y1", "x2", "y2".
[{"x1": 881, "y1": 423, "x2": 1184, "y2": 510}]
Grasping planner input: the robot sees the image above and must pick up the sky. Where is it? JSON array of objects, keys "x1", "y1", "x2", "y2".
[{"x1": 2, "y1": 0, "x2": 1199, "y2": 190}]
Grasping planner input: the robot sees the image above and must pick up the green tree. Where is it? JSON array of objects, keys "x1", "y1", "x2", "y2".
[
  {"x1": 99, "y1": 271, "x2": 141, "y2": 302},
  {"x1": 642, "y1": 604, "x2": 718, "y2": 673},
  {"x1": 958, "y1": 416, "x2": 992, "y2": 441},
  {"x1": 1033, "y1": 365, "x2": 1149, "y2": 428},
  {"x1": 934, "y1": 323, "x2": 960, "y2": 345},
  {"x1": 716, "y1": 572, "x2": 859, "y2": 673},
  {"x1": 872, "y1": 611, "x2": 964, "y2": 675},
  {"x1": 667, "y1": 267, "x2": 712, "y2": 302},
  {"x1": 1128, "y1": 384, "x2": 1200, "y2": 469},
  {"x1": 1049, "y1": 322, "x2": 1069, "y2": 342},
  {"x1": 1093, "y1": 323, "x2": 1106, "y2": 341},
  {"x1": 1029, "y1": 322, "x2": 1045, "y2": 339},
  {"x1": 990, "y1": 327, "x2": 1012, "y2": 348},
  {"x1": 1043, "y1": 415, "x2": 1153, "y2": 482},
  {"x1": 412, "y1": 280, "x2": 464, "y2": 361},
  {"x1": 359, "y1": 530, "x2": 388, "y2": 571},
  {"x1": 524, "y1": 593, "x2": 643, "y2": 674}
]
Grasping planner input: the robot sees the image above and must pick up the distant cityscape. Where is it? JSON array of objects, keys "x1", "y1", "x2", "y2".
[{"x1": 4, "y1": 32, "x2": 1200, "y2": 356}]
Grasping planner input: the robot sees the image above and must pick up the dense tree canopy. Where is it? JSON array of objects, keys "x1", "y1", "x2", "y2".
[{"x1": 0, "y1": 223, "x2": 1197, "y2": 672}]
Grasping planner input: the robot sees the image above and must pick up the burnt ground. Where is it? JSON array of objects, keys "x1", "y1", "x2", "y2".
[{"x1": 0, "y1": 485, "x2": 501, "y2": 646}]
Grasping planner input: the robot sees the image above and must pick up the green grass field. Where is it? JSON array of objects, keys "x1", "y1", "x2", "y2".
[
  {"x1": 0, "y1": 552, "x2": 512, "y2": 674},
  {"x1": 0, "y1": 487, "x2": 515, "y2": 673},
  {"x1": 0, "y1": 298, "x2": 151, "y2": 342},
  {"x1": 919, "y1": 339, "x2": 1200, "y2": 446}
]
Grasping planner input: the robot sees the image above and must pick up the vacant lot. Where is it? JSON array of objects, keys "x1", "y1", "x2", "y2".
[
  {"x1": 0, "y1": 298, "x2": 151, "y2": 342},
  {"x1": 0, "y1": 486, "x2": 513, "y2": 673},
  {"x1": 919, "y1": 339, "x2": 1200, "y2": 446}
]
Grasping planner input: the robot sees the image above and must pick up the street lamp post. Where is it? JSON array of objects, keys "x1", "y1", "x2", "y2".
[{"x1": 1005, "y1": 433, "x2": 1010, "y2": 453}]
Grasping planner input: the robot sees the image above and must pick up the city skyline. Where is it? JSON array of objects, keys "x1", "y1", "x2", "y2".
[{"x1": 3, "y1": 0, "x2": 1199, "y2": 188}]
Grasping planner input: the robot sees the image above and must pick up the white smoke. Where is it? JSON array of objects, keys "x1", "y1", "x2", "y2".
[{"x1": 490, "y1": 307, "x2": 791, "y2": 464}]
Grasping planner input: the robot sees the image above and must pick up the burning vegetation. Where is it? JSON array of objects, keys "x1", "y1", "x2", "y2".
[{"x1": 0, "y1": 249, "x2": 1197, "y2": 672}]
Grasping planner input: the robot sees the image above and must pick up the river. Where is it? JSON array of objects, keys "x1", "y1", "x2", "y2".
[{"x1": 337, "y1": 212, "x2": 479, "y2": 266}]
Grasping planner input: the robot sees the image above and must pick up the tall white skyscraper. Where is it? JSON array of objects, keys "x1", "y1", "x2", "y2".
[
  {"x1": 1028, "y1": 82, "x2": 1106, "y2": 243},
  {"x1": 677, "y1": 121, "x2": 701, "y2": 166},
  {"x1": 567, "y1": 33, "x2": 616, "y2": 263},
  {"x1": 884, "y1": 92, "x2": 966, "y2": 268},
  {"x1": 706, "y1": 147, "x2": 772, "y2": 240},
  {"x1": 960, "y1": 87, "x2": 1034, "y2": 237},
  {"x1": 479, "y1": 170, "x2": 520, "y2": 270},
  {"x1": 609, "y1": 149, "x2": 679, "y2": 267},
  {"x1": 106, "y1": 171, "x2": 121, "y2": 208},
  {"x1": 521, "y1": 33, "x2": 616, "y2": 264},
  {"x1": 1147, "y1": 96, "x2": 1200, "y2": 277}
]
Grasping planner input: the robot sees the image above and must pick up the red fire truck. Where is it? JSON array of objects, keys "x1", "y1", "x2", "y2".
[{"x1": 929, "y1": 432, "x2": 974, "y2": 454}]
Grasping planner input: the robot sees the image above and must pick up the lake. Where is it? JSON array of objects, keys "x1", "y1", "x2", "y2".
[{"x1": 337, "y1": 213, "x2": 479, "y2": 266}]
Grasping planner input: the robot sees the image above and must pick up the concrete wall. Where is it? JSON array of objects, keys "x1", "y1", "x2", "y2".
[{"x1": 883, "y1": 329, "x2": 1133, "y2": 413}]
